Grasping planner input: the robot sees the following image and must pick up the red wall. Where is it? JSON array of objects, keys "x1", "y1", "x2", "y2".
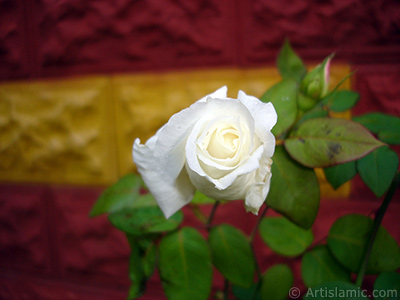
[
  {"x1": 1, "y1": 0, "x2": 399, "y2": 299},
  {"x1": 1, "y1": 0, "x2": 400, "y2": 80}
]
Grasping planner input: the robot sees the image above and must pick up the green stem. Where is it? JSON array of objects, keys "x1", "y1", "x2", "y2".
[
  {"x1": 355, "y1": 171, "x2": 400, "y2": 287},
  {"x1": 249, "y1": 204, "x2": 269, "y2": 243},
  {"x1": 206, "y1": 201, "x2": 220, "y2": 232},
  {"x1": 223, "y1": 278, "x2": 230, "y2": 300},
  {"x1": 248, "y1": 204, "x2": 269, "y2": 281}
]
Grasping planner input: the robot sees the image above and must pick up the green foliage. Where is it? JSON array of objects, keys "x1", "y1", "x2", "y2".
[
  {"x1": 90, "y1": 40, "x2": 400, "y2": 300},
  {"x1": 90, "y1": 174, "x2": 153, "y2": 217},
  {"x1": 304, "y1": 281, "x2": 369, "y2": 299},
  {"x1": 276, "y1": 39, "x2": 307, "y2": 82},
  {"x1": 353, "y1": 112, "x2": 400, "y2": 145},
  {"x1": 323, "y1": 90, "x2": 360, "y2": 112},
  {"x1": 260, "y1": 79, "x2": 298, "y2": 137},
  {"x1": 297, "y1": 104, "x2": 329, "y2": 123},
  {"x1": 261, "y1": 264, "x2": 293, "y2": 300},
  {"x1": 209, "y1": 224, "x2": 255, "y2": 287},
  {"x1": 301, "y1": 245, "x2": 351, "y2": 288},
  {"x1": 232, "y1": 283, "x2": 261, "y2": 300},
  {"x1": 127, "y1": 245, "x2": 146, "y2": 299},
  {"x1": 297, "y1": 92, "x2": 317, "y2": 112},
  {"x1": 357, "y1": 146, "x2": 399, "y2": 197},
  {"x1": 266, "y1": 146, "x2": 320, "y2": 229},
  {"x1": 373, "y1": 272, "x2": 400, "y2": 300},
  {"x1": 108, "y1": 206, "x2": 183, "y2": 236},
  {"x1": 324, "y1": 160, "x2": 357, "y2": 190},
  {"x1": 285, "y1": 118, "x2": 384, "y2": 167},
  {"x1": 259, "y1": 216, "x2": 313, "y2": 256},
  {"x1": 327, "y1": 214, "x2": 400, "y2": 274},
  {"x1": 158, "y1": 227, "x2": 213, "y2": 300},
  {"x1": 127, "y1": 238, "x2": 157, "y2": 299}
]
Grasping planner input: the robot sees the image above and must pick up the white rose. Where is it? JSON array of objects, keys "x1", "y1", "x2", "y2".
[{"x1": 133, "y1": 86, "x2": 277, "y2": 218}]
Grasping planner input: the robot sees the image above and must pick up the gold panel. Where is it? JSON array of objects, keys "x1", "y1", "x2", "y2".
[
  {"x1": 0, "y1": 76, "x2": 118, "y2": 185},
  {"x1": 0, "y1": 65, "x2": 352, "y2": 197}
]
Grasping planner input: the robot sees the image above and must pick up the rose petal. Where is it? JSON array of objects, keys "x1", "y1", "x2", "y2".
[
  {"x1": 187, "y1": 144, "x2": 264, "y2": 193},
  {"x1": 133, "y1": 87, "x2": 227, "y2": 218},
  {"x1": 244, "y1": 157, "x2": 272, "y2": 214},
  {"x1": 198, "y1": 86, "x2": 228, "y2": 102},
  {"x1": 238, "y1": 90, "x2": 277, "y2": 157},
  {"x1": 185, "y1": 99, "x2": 257, "y2": 189},
  {"x1": 133, "y1": 139, "x2": 196, "y2": 218},
  {"x1": 244, "y1": 173, "x2": 271, "y2": 214}
]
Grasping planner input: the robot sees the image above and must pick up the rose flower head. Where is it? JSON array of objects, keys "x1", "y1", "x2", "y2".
[{"x1": 133, "y1": 86, "x2": 277, "y2": 218}]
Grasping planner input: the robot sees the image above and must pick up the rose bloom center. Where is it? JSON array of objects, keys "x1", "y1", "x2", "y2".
[{"x1": 205, "y1": 127, "x2": 240, "y2": 159}]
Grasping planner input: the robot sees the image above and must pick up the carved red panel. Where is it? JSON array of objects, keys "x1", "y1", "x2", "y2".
[
  {"x1": 0, "y1": 0, "x2": 30, "y2": 80},
  {"x1": 353, "y1": 64, "x2": 400, "y2": 117},
  {"x1": 35, "y1": 0, "x2": 236, "y2": 77},
  {"x1": 0, "y1": 184, "x2": 50, "y2": 272},
  {"x1": 51, "y1": 186, "x2": 130, "y2": 284},
  {"x1": 239, "y1": 0, "x2": 400, "y2": 64},
  {"x1": 0, "y1": 276, "x2": 127, "y2": 300}
]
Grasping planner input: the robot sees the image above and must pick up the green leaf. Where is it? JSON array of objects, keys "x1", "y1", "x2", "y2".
[
  {"x1": 304, "y1": 281, "x2": 369, "y2": 299},
  {"x1": 353, "y1": 112, "x2": 400, "y2": 145},
  {"x1": 327, "y1": 214, "x2": 400, "y2": 274},
  {"x1": 324, "y1": 90, "x2": 360, "y2": 112},
  {"x1": 209, "y1": 224, "x2": 255, "y2": 287},
  {"x1": 357, "y1": 146, "x2": 399, "y2": 197},
  {"x1": 378, "y1": 130, "x2": 400, "y2": 145},
  {"x1": 232, "y1": 283, "x2": 261, "y2": 300},
  {"x1": 137, "y1": 239, "x2": 157, "y2": 278},
  {"x1": 159, "y1": 227, "x2": 212, "y2": 300},
  {"x1": 285, "y1": 118, "x2": 384, "y2": 168},
  {"x1": 127, "y1": 243, "x2": 147, "y2": 299},
  {"x1": 297, "y1": 105, "x2": 329, "y2": 124},
  {"x1": 90, "y1": 174, "x2": 155, "y2": 217},
  {"x1": 301, "y1": 245, "x2": 351, "y2": 288},
  {"x1": 260, "y1": 79, "x2": 298, "y2": 137},
  {"x1": 108, "y1": 206, "x2": 183, "y2": 236},
  {"x1": 261, "y1": 264, "x2": 293, "y2": 300},
  {"x1": 353, "y1": 112, "x2": 400, "y2": 133},
  {"x1": 324, "y1": 160, "x2": 357, "y2": 190},
  {"x1": 276, "y1": 39, "x2": 307, "y2": 82},
  {"x1": 259, "y1": 217, "x2": 313, "y2": 256},
  {"x1": 373, "y1": 272, "x2": 400, "y2": 300},
  {"x1": 191, "y1": 190, "x2": 215, "y2": 204},
  {"x1": 266, "y1": 146, "x2": 320, "y2": 229}
]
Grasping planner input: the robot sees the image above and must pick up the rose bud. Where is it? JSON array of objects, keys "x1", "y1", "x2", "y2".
[{"x1": 301, "y1": 54, "x2": 333, "y2": 100}]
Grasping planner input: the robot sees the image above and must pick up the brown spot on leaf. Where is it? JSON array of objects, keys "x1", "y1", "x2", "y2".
[{"x1": 328, "y1": 142, "x2": 342, "y2": 155}]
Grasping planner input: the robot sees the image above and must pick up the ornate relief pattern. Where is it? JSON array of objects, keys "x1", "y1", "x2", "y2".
[
  {"x1": 243, "y1": 0, "x2": 400, "y2": 62},
  {"x1": 0, "y1": 0, "x2": 28, "y2": 80},
  {"x1": 37, "y1": 0, "x2": 234, "y2": 74},
  {"x1": 354, "y1": 65, "x2": 400, "y2": 117},
  {"x1": 0, "y1": 66, "x2": 351, "y2": 186},
  {"x1": 53, "y1": 187, "x2": 130, "y2": 279},
  {"x1": 0, "y1": 77, "x2": 118, "y2": 184},
  {"x1": 0, "y1": 185, "x2": 49, "y2": 271}
]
